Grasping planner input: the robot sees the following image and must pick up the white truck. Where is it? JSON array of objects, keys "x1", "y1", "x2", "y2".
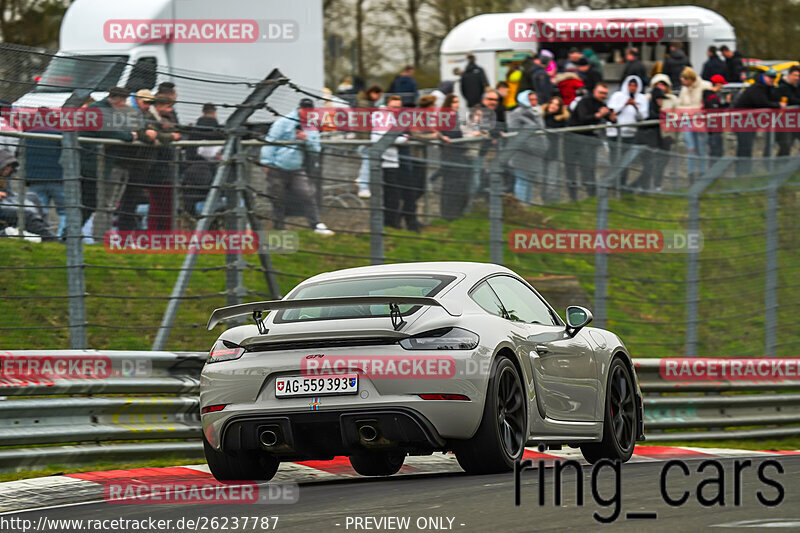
[
  {"x1": 440, "y1": 5, "x2": 737, "y2": 90},
  {"x1": 14, "y1": 0, "x2": 324, "y2": 123}
]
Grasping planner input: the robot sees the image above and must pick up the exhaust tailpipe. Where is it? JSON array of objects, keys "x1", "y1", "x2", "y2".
[
  {"x1": 358, "y1": 424, "x2": 378, "y2": 442},
  {"x1": 259, "y1": 429, "x2": 279, "y2": 447}
]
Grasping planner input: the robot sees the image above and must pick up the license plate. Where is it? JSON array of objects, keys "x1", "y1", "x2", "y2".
[{"x1": 275, "y1": 374, "x2": 358, "y2": 397}]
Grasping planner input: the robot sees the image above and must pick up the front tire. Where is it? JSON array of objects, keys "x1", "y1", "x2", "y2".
[
  {"x1": 203, "y1": 435, "x2": 279, "y2": 481},
  {"x1": 581, "y1": 358, "x2": 637, "y2": 464},
  {"x1": 349, "y1": 451, "x2": 405, "y2": 476},
  {"x1": 455, "y1": 356, "x2": 526, "y2": 474}
]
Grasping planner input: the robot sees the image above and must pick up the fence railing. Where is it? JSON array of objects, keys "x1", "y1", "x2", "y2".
[
  {"x1": 3, "y1": 58, "x2": 800, "y2": 363},
  {"x1": 0, "y1": 352, "x2": 798, "y2": 472}
]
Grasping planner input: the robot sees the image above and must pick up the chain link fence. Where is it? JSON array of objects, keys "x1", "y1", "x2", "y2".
[{"x1": 1, "y1": 44, "x2": 799, "y2": 359}]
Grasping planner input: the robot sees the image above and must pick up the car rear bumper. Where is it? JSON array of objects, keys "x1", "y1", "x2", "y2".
[{"x1": 218, "y1": 407, "x2": 446, "y2": 460}]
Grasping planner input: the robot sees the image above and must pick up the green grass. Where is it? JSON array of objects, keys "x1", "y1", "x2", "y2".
[
  {"x1": 0, "y1": 456, "x2": 204, "y2": 483},
  {"x1": 2, "y1": 188, "x2": 798, "y2": 357}
]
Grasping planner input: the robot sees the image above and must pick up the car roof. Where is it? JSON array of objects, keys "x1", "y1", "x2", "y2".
[{"x1": 300, "y1": 261, "x2": 514, "y2": 285}]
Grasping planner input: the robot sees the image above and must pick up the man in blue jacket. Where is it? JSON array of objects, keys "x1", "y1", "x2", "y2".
[{"x1": 260, "y1": 98, "x2": 333, "y2": 235}]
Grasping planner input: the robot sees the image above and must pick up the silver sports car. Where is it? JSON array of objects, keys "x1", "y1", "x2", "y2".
[{"x1": 200, "y1": 262, "x2": 644, "y2": 480}]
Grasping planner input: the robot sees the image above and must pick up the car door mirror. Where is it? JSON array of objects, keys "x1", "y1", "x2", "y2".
[{"x1": 565, "y1": 306, "x2": 593, "y2": 337}]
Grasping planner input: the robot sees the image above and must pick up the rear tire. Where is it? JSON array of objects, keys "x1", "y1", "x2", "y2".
[
  {"x1": 203, "y1": 435, "x2": 280, "y2": 481},
  {"x1": 581, "y1": 358, "x2": 637, "y2": 464},
  {"x1": 349, "y1": 451, "x2": 405, "y2": 476},
  {"x1": 455, "y1": 356, "x2": 526, "y2": 474}
]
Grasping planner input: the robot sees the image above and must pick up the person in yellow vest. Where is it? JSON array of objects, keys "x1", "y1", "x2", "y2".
[{"x1": 505, "y1": 64, "x2": 522, "y2": 110}]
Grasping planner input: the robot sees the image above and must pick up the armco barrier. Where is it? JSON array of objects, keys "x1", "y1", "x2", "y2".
[{"x1": 0, "y1": 352, "x2": 799, "y2": 472}]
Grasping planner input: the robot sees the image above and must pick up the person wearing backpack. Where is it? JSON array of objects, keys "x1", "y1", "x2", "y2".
[{"x1": 460, "y1": 54, "x2": 490, "y2": 108}]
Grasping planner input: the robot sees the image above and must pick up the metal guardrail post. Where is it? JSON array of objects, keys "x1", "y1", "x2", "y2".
[
  {"x1": 685, "y1": 157, "x2": 733, "y2": 357},
  {"x1": 152, "y1": 70, "x2": 286, "y2": 350},
  {"x1": 366, "y1": 130, "x2": 401, "y2": 265},
  {"x1": 765, "y1": 158, "x2": 800, "y2": 356},
  {"x1": 593, "y1": 145, "x2": 641, "y2": 329}
]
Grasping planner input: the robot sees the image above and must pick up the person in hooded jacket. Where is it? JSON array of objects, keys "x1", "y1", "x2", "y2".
[
  {"x1": 0, "y1": 150, "x2": 57, "y2": 240},
  {"x1": 507, "y1": 90, "x2": 548, "y2": 204},
  {"x1": 663, "y1": 41, "x2": 692, "y2": 90},
  {"x1": 633, "y1": 87, "x2": 669, "y2": 191},
  {"x1": 460, "y1": 55, "x2": 490, "y2": 108},
  {"x1": 607, "y1": 75, "x2": 649, "y2": 188}
]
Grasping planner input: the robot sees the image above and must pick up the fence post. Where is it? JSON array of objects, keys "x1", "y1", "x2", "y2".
[
  {"x1": 764, "y1": 158, "x2": 800, "y2": 356},
  {"x1": 366, "y1": 130, "x2": 401, "y2": 265},
  {"x1": 15, "y1": 142, "x2": 26, "y2": 234},
  {"x1": 59, "y1": 90, "x2": 93, "y2": 349},
  {"x1": 225, "y1": 141, "x2": 247, "y2": 307},
  {"x1": 593, "y1": 145, "x2": 641, "y2": 329},
  {"x1": 171, "y1": 146, "x2": 181, "y2": 231},
  {"x1": 685, "y1": 156, "x2": 733, "y2": 357},
  {"x1": 152, "y1": 70, "x2": 286, "y2": 350},
  {"x1": 61, "y1": 131, "x2": 87, "y2": 349}
]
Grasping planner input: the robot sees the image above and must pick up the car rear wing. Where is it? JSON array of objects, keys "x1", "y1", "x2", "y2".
[{"x1": 206, "y1": 296, "x2": 462, "y2": 331}]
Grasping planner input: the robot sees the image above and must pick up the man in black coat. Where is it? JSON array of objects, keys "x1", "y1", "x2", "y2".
[
  {"x1": 622, "y1": 47, "x2": 648, "y2": 88},
  {"x1": 564, "y1": 82, "x2": 617, "y2": 200},
  {"x1": 663, "y1": 41, "x2": 691, "y2": 89},
  {"x1": 460, "y1": 54, "x2": 490, "y2": 108},
  {"x1": 774, "y1": 65, "x2": 800, "y2": 156},
  {"x1": 733, "y1": 69, "x2": 785, "y2": 174},
  {"x1": 721, "y1": 46, "x2": 744, "y2": 83},
  {"x1": 701, "y1": 46, "x2": 727, "y2": 81}
]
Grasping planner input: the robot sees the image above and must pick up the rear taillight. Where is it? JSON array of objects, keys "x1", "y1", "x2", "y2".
[
  {"x1": 207, "y1": 341, "x2": 245, "y2": 363},
  {"x1": 201, "y1": 404, "x2": 227, "y2": 414},
  {"x1": 419, "y1": 394, "x2": 470, "y2": 401},
  {"x1": 399, "y1": 328, "x2": 479, "y2": 350}
]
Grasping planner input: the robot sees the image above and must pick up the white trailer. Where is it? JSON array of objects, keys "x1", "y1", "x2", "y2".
[
  {"x1": 440, "y1": 5, "x2": 736, "y2": 89},
  {"x1": 14, "y1": 0, "x2": 324, "y2": 123}
]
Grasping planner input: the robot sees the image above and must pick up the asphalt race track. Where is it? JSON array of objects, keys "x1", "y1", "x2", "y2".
[{"x1": 2, "y1": 449, "x2": 799, "y2": 532}]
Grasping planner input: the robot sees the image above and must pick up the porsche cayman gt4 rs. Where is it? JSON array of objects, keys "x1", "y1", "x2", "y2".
[{"x1": 200, "y1": 262, "x2": 644, "y2": 481}]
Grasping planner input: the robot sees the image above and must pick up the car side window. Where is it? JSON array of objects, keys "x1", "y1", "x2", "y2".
[
  {"x1": 470, "y1": 282, "x2": 506, "y2": 318},
  {"x1": 487, "y1": 276, "x2": 557, "y2": 325}
]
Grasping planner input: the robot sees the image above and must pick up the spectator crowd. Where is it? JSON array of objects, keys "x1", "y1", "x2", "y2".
[{"x1": 1, "y1": 43, "x2": 799, "y2": 241}]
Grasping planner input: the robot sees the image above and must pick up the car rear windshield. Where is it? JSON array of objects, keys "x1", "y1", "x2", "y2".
[
  {"x1": 275, "y1": 275, "x2": 455, "y2": 323},
  {"x1": 35, "y1": 55, "x2": 128, "y2": 93}
]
